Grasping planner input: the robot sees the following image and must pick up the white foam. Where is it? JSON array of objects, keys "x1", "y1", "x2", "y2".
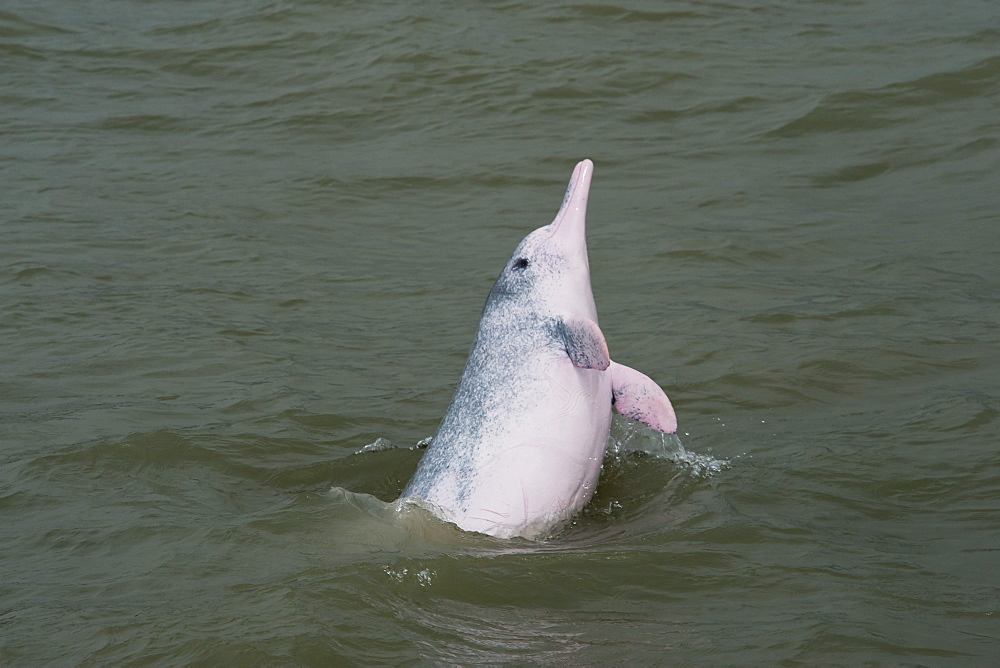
[
  {"x1": 354, "y1": 436, "x2": 395, "y2": 454},
  {"x1": 608, "y1": 417, "x2": 729, "y2": 477}
]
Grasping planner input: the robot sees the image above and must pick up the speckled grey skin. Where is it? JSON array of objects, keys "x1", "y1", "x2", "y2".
[{"x1": 401, "y1": 160, "x2": 677, "y2": 539}]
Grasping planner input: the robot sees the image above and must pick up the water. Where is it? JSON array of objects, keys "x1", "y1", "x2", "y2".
[{"x1": 2, "y1": 0, "x2": 998, "y2": 662}]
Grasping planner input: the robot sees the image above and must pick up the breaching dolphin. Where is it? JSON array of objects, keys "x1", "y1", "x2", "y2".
[{"x1": 401, "y1": 159, "x2": 677, "y2": 539}]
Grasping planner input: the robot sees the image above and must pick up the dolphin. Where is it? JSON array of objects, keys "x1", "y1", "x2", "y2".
[{"x1": 401, "y1": 159, "x2": 677, "y2": 539}]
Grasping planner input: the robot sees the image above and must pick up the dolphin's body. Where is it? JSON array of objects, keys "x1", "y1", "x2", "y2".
[{"x1": 402, "y1": 159, "x2": 677, "y2": 539}]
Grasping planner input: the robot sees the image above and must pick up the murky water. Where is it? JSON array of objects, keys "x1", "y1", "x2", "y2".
[{"x1": 3, "y1": 0, "x2": 999, "y2": 663}]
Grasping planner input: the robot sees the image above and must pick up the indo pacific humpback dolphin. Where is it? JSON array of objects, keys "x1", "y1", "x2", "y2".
[{"x1": 401, "y1": 159, "x2": 677, "y2": 539}]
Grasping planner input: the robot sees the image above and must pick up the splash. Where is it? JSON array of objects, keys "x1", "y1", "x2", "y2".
[
  {"x1": 354, "y1": 437, "x2": 395, "y2": 454},
  {"x1": 383, "y1": 565, "x2": 436, "y2": 587},
  {"x1": 355, "y1": 436, "x2": 432, "y2": 455},
  {"x1": 607, "y1": 416, "x2": 729, "y2": 477}
]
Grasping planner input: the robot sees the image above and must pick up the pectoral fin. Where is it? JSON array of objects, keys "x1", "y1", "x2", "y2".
[
  {"x1": 609, "y1": 361, "x2": 677, "y2": 433},
  {"x1": 558, "y1": 316, "x2": 610, "y2": 371}
]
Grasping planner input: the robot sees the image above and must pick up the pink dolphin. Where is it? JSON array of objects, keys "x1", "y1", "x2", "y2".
[{"x1": 401, "y1": 159, "x2": 677, "y2": 539}]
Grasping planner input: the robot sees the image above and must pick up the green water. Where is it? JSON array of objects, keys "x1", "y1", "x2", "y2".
[{"x1": 3, "y1": 0, "x2": 999, "y2": 663}]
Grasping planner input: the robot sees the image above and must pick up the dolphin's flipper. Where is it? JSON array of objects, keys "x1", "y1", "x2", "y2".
[
  {"x1": 558, "y1": 316, "x2": 611, "y2": 370},
  {"x1": 609, "y1": 361, "x2": 678, "y2": 434}
]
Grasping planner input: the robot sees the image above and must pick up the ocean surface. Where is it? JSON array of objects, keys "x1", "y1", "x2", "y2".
[{"x1": 3, "y1": 0, "x2": 999, "y2": 663}]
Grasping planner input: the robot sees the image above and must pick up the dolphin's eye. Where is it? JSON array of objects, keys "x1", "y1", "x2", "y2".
[{"x1": 513, "y1": 257, "x2": 529, "y2": 270}]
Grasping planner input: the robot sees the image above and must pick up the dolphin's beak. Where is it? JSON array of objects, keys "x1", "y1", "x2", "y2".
[{"x1": 548, "y1": 159, "x2": 593, "y2": 261}]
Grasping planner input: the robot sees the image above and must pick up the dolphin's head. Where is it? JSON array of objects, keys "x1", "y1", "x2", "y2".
[{"x1": 488, "y1": 159, "x2": 598, "y2": 322}]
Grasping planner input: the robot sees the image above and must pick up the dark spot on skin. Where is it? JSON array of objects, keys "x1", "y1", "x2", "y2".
[{"x1": 513, "y1": 257, "x2": 529, "y2": 270}]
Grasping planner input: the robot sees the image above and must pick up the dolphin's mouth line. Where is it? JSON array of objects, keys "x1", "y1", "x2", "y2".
[
  {"x1": 542, "y1": 159, "x2": 592, "y2": 250},
  {"x1": 550, "y1": 164, "x2": 590, "y2": 232}
]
